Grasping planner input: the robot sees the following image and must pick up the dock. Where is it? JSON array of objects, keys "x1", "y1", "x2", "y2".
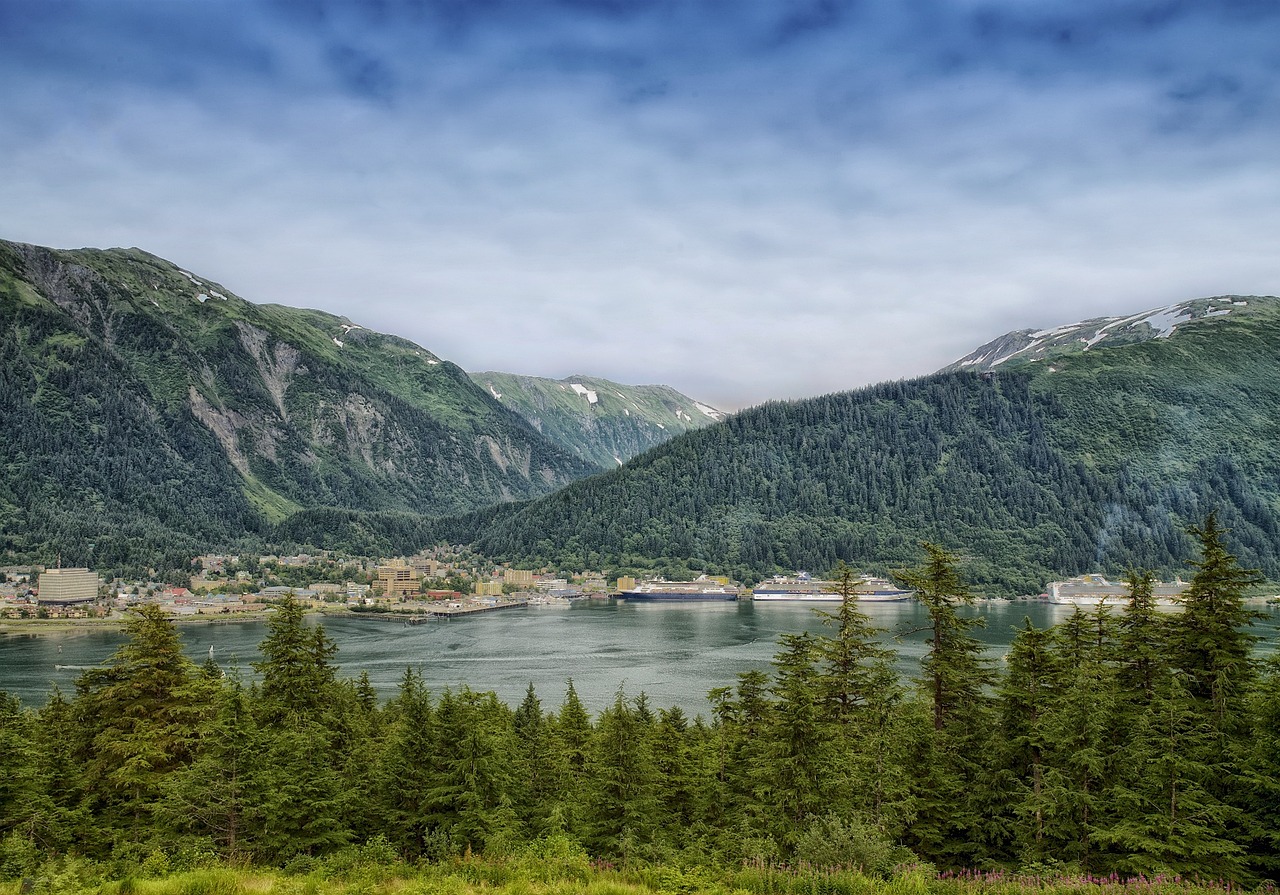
[{"x1": 347, "y1": 598, "x2": 530, "y2": 624}]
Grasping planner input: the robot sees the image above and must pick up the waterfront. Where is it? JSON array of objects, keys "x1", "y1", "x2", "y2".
[{"x1": 2, "y1": 599, "x2": 1277, "y2": 715}]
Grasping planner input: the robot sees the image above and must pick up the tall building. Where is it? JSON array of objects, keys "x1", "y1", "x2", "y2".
[
  {"x1": 376, "y1": 560, "x2": 420, "y2": 597},
  {"x1": 37, "y1": 568, "x2": 99, "y2": 604},
  {"x1": 503, "y1": 569, "x2": 535, "y2": 587}
]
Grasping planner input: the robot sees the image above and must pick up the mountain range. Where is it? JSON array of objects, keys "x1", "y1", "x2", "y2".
[
  {"x1": 452, "y1": 295, "x2": 1280, "y2": 592},
  {"x1": 469, "y1": 371, "x2": 724, "y2": 470},
  {"x1": 4, "y1": 236, "x2": 1278, "y2": 592},
  {"x1": 0, "y1": 239, "x2": 715, "y2": 575}
]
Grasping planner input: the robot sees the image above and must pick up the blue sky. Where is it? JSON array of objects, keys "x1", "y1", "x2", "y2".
[{"x1": 3, "y1": 0, "x2": 1279, "y2": 409}]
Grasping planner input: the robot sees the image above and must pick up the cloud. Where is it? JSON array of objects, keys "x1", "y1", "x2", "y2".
[{"x1": 1, "y1": 0, "x2": 1279, "y2": 409}]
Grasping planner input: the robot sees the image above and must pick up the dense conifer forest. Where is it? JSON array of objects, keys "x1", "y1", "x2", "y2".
[{"x1": 3, "y1": 518, "x2": 1277, "y2": 887}]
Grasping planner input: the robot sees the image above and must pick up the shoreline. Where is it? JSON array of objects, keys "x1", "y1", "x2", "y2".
[{"x1": 0, "y1": 610, "x2": 285, "y2": 636}]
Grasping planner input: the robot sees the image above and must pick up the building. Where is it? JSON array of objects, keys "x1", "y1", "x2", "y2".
[
  {"x1": 616, "y1": 576, "x2": 637, "y2": 593},
  {"x1": 504, "y1": 569, "x2": 535, "y2": 587},
  {"x1": 410, "y1": 556, "x2": 440, "y2": 577},
  {"x1": 376, "y1": 560, "x2": 420, "y2": 597},
  {"x1": 474, "y1": 580, "x2": 504, "y2": 596},
  {"x1": 37, "y1": 568, "x2": 99, "y2": 605}
]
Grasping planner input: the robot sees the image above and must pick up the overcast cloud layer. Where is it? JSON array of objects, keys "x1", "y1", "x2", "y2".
[{"x1": 3, "y1": 0, "x2": 1279, "y2": 409}]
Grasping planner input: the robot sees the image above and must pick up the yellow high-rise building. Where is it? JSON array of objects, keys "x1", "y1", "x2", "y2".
[
  {"x1": 376, "y1": 560, "x2": 420, "y2": 597},
  {"x1": 504, "y1": 569, "x2": 535, "y2": 587}
]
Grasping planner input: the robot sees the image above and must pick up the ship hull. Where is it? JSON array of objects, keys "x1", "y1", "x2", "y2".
[
  {"x1": 619, "y1": 590, "x2": 737, "y2": 602},
  {"x1": 751, "y1": 590, "x2": 912, "y2": 602}
]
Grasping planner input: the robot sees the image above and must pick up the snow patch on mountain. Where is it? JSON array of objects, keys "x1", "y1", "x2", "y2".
[
  {"x1": 945, "y1": 297, "x2": 1258, "y2": 373},
  {"x1": 570, "y1": 384, "x2": 598, "y2": 404}
]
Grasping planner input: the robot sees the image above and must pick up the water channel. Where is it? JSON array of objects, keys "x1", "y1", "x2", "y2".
[{"x1": 2, "y1": 599, "x2": 1277, "y2": 716}]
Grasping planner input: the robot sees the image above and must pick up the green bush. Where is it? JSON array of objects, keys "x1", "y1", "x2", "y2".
[{"x1": 793, "y1": 815, "x2": 896, "y2": 877}]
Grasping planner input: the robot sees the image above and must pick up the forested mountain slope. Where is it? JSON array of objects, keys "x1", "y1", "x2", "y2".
[
  {"x1": 0, "y1": 239, "x2": 596, "y2": 573},
  {"x1": 462, "y1": 296, "x2": 1280, "y2": 592},
  {"x1": 469, "y1": 371, "x2": 724, "y2": 468}
]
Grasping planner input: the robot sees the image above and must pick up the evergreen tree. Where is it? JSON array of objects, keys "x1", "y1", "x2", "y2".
[
  {"x1": 160, "y1": 678, "x2": 256, "y2": 860},
  {"x1": 254, "y1": 595, "x2": 338, "y2": 724},
  {"x1": 1040, "y1": 608, "x2": 1118, "y2": 871},
  {"x1": 1098, "y1": 670, "x2": 1246, "y2": 881},
  {"x1": 1169, "y1": 512, "x2": 1263, "y2": 731},
  {"x1": 375, "y1": 669, "x2": 442, "y2": 859},
  {"x1": 763, "y1": 633, "x2": 827, "y2": 850},
  {"x1": 0, "y1": 693, "x2": 59, "y2": 855},
  {"x1": 895, "y1": 544, "x2": 1000, "y2": 867},
  {"x1": 548, "y1": 679, "x2": 593, "y2": 839},
  {"x1": 895, "y1": 543, "x2": 993, "y2": 730},
  {"x1": 512, "y1": 681, "x2": 577, "y2": 840},
  {"x1": 427, "y1": 688, "x2": 520, "y2": 854},
  {"x1": 706, "y1": 668, "x2": 777, "y2": 852},
  {"x1": 811, "y1": 565, "x2": 906, "y2": 831},
  {"x1": 245, "y1": 718, "x2": 351, "y2": 860},
  {"x1": 1116, "y1": 569, "x2": 1166, "y2": 704},
  {"x1": 1241, "y1": 656, "x2": 1280, "y2": 878},
  {"x1": 997, "y1": 618, "x2": 1056, "y2": 865},
  {"x1": 585, "y1": 688, "x2": 660, "y2": 861},
  {"x1": 73, "y1": 604, "x2": 210, "y2": 847}
]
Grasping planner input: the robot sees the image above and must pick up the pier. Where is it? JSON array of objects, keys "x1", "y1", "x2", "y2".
[{"x1": 347, "y1": 598, "x2": 530, "y2": 625}]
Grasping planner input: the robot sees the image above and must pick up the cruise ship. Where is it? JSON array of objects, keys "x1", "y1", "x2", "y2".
[
  {"x1": 617, "y1": 578, "x2": 739, "y2": 602},
  {"x1": 1048, "y1": 574, "x2": 1186, "y2": 607},
  {"x1": 751, "y1": 573, "x2": 913, "y2": 603}
]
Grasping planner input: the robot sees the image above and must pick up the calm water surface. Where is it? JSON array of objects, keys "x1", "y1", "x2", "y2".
[{"x1": 3, "y1": 600, "x2": 1277, "y2": 716}]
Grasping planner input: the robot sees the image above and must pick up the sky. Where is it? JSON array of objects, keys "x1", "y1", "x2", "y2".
[{"x1": 2, "y1": 0, "x2": 1279, "y2": 410}]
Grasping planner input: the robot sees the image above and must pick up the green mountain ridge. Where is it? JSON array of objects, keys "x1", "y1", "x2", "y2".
[
  {"x1": 469, "y1": 370, "x2": 725, "y2": 468},
  {"x1": 442, "y1": 295, "x2": 1280, "y2": 593},
  {"x1": 0, "y1": 239, "x2": 599, "y2": 573}
]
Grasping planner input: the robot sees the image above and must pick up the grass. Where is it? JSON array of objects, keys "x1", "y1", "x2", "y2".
[{"x1": 1, "y1": 859, "x2": 1273, "y2": 895}]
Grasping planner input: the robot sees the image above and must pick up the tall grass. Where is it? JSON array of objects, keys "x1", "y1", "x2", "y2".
[{"x1": 0, "y1": 860, "x2": 1274, "y2": 895}]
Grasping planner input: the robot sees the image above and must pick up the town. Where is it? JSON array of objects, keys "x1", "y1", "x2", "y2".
[{"x1": 0, "y1": 545, "x2": 636, "y2": 624}]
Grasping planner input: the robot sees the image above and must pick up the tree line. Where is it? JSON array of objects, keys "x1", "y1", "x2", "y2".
[
  {"x1": 1, "y1": 514, "x2": 1277, "y2": 883},
  {"x1": 459, "y1": 373, "x2": 1280, "y2": 593}
]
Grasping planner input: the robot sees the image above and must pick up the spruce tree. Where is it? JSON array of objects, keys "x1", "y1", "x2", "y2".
[
  {"x1": 895, "y1": 543, "x2": 993, "y2": 731},
  {"x1": 160, "y1": 678, "x2": 256, "y2": 860},
  {"x1": 894, "y1": 543, "x2": 1000, "y2": 866},
  {"x1": 585, "y1": 688, "x2": 660, "y2": 860},
  {"x1": 1170, "y1": 512, "x2": 1263, "y2": 731},
  {"x1": 375, "y1": 669, "x2": 441, "y2": 859},
  {"x1": 73, "y1": 604, "x2": 209, "y2": 847},
  {"x1": 0, "y1": 692, "x2": 59, "y2": 857},
  {"x1": 764, "y1": 633, "x2": 826, "y2": 848},
  {"x1": 997, "y1": 618, "x2": 1056, "y2": 865},
  {"x1": 254, "y1": 595, "x2": 338, "y2": 724}
]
